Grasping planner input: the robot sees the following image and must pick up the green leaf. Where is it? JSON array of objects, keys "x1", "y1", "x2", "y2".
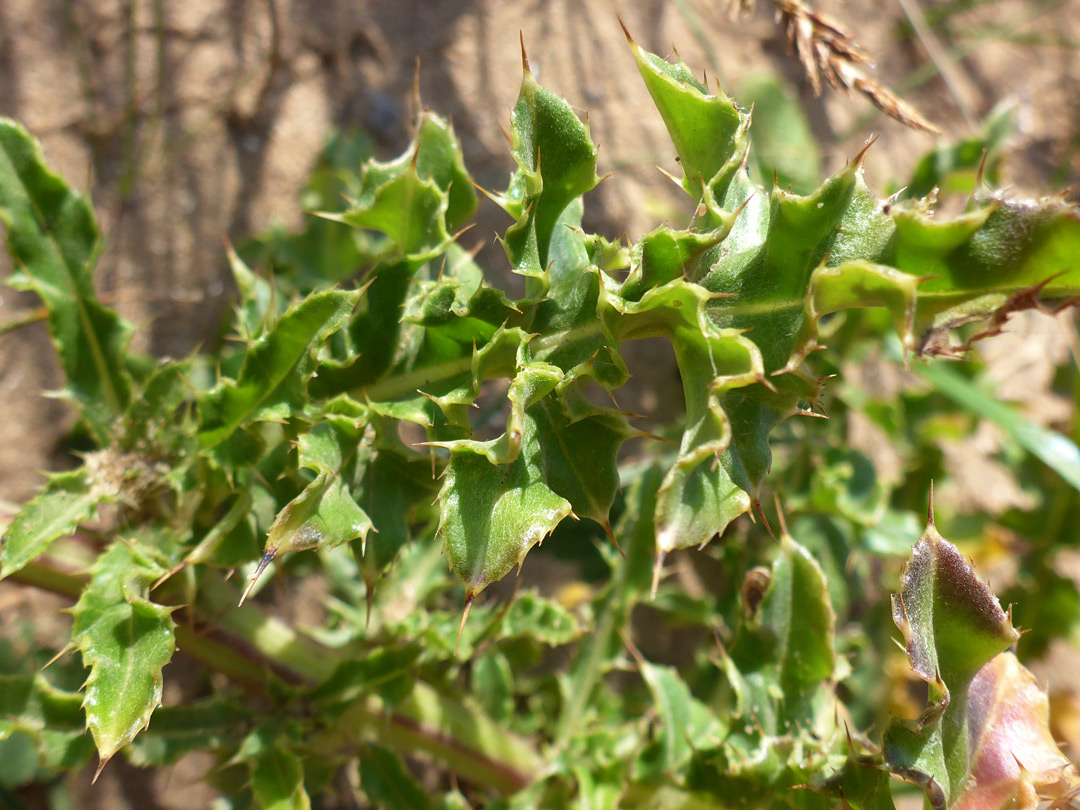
[
  {"x1": 437, "y1": 410, "x2": 573, "y2": 598},
  {"x1": 244, "y1": 471, "x2": 372, "y2": 602},
  {"x1": 0, "y1": 470, "x2": 99, "y2": 579},
  {"x1": 250, "y1": 739, "x2": 311, "y2": 810},
  {"x1": 472, "y1": 652, "x2": 514, "y2": 725},
  {"x1": 627, "y1": 32, "x2": 748, "y2": 204},
  {"x1": 950, "y1": 652, "x2": 1077, "y2": 810},
  {"x1": 70, "y1": 543, "x2": 175, "y2": 770},
  {"x1": 198, "y1": 289, "x2": 358, "y2": 455},
  {"x1": 325, "y1": 112, "x2": 475, "y2": 261},
  {"x1": 884, "y1": 517, "x2": 1023, "y2": 807},
  {"x1": 358, "y1": 743, "x2": 431, "y2": 810},
  {"x1": 0, "y1": 118, "x2": 133, "y2": 439},
  {"x1": 734, "y1": 533, "x2": 837, "y2": 695},
  {"x1": 623, "y1": 43, "x2": 1080, "y2": 583},
  {"x1": 497, "y1": 50, "x2": 600, "y2": 295},
  {"x1": 639, "y1": 661, "x2": 727, "y2": 773},
  {"x1": 530, "y1": 396, "x2": 630, "y2": 526},
  {"x1": 909, "y1": 356, "x2": 1080, "y2": 494},
  {"x1": 718, "y1": 528, "x2": 841, "y2": 763}
]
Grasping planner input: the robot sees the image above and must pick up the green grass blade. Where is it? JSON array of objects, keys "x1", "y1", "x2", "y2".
[{"x1": 911, "y1": 357, "x2": 1080, "y2": 493}]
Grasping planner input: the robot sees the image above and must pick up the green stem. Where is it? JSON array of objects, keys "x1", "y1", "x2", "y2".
[{"x1": 10, "y1": 557, "x2": 541, "y2": 793}]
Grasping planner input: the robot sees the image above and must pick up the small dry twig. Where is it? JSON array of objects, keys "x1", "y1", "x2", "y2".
[{"x1": 728, "y1": 0, "x2": 942, "y2": 135}]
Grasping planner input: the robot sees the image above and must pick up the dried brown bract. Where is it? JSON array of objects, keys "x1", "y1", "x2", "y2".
[{"x1": 730, "y1": 0, "x2": 942, "y2": 135}]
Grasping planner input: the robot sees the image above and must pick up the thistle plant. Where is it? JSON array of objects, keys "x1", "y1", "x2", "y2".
[{"x1": 0, "y1": 28, "x2": 1078, "y2": 810}]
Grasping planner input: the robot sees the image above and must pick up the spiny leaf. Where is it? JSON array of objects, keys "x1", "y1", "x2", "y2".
[
  {"x1": 323, "y1": 112, "x2": 476, "y2": 262},
  {"x1": 197, "y1": 289, "x2": 358, "y2": 456},
  {"x1": 437, "y1": 411, "x2": 572, "y2": 598},
  {"x1": 626, "y1": 43, "x2": 1080, "y2": 579},
  {"x1": 721, "y1": 529, "x2": 840, "y2": 748},
  {"x1": 529, "y1": 395, "x2": 630, "y2": 525},
  {"x1": 243, "y1": 471, "x2": 372, "y2": 604},
  {"x1": 883, "y1": 517, "x2": 1060, "y2": 809},
  {"x1": 954, "y1": 652, "x2": 1078, "y2": 810},
  {"x1": 735, "y1": 532, "x2": 837, "y2": 694},
  {"x1": 0, "y1": 469, "x2": 99, "y2": 579},
  {"x1": 497, "y1": 42, "x2": 601, "y2": 296},
  {"x1": 626, "y1": 30, "x2": 748, "y2": 204},
  {"x1": 2, "y1": 447, "x2": 166, "y2": 579},
  {"x1": 0, "y1": 118, "x2": 133, "y2": 440},
  {"x1": 70, "y1": 543, "x2": 175, "y2": 774},
  {"x1": 891, "y1": 517, "x2": 1018, "y2": 691}
]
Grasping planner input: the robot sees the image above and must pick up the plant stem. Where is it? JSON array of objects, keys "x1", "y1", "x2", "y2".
[{"x1": 9, "y1": 556, "x2": 541, "y2": 793}]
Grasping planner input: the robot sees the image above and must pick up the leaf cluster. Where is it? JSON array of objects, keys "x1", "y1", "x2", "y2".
[{"x1": 1, "y1": 29, "x2": 1078, "y2": 810}]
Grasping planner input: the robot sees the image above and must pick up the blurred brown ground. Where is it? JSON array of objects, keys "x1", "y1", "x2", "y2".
[{"x1": 1, "y1": 0, "x2": 1079, "y2": 806}]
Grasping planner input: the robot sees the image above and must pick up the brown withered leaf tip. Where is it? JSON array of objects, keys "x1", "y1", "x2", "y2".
[
  {"x1": 730, "y1": 0, "x2": 941, "y2": 135},
  {"x1": 916, "y1": 274, "x2": 1080, "y2": 359}
]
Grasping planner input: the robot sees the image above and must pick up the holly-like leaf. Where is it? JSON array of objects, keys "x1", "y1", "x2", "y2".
[
  {"x1": 70, "y1": 543, "x2": 175, "y2": 773},
  {"x1": 496, "y1": 41, "x2": 601, "y2": 296},
  {"x1": 324, "y1": 112, "x2": 475, "y2": 262},
  {"x1": 882, "y1": 516, "x2": 1075, "y2": 809},
  {"x1": 0, "y1": 470, "x2": 99, "y2": 579},
  {"x1": 437, "y1": 414, "x2": 572, "y2": 599},
  {"x1": 0, "y1": 118, "x2": 133, "y2": 440},
  {"x1": 733, "y1": 532, "x2": 837, "y2": 698},
  {"x1": 243, "y1": 471, "x2": 372, "y2": 603},
  {"x1": 198, "y1": 289, "x2": 358, "y2": 456},
  {"x1": 530, "y1": 395, "x2": 630, "y2": 526},
  {"x1": 626, "y1": 30, "x2": 748, "y2": 205}
]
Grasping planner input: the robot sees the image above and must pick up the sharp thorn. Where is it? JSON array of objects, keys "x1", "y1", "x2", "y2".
[
  {"x1": 456, "y1": 594, "x2": 474, "y2": 655},
  {"x1": 773, "y1": 492, "x2": 790, "y2": 537},
  {"x1": 754, "y1": 498, "x2": 776, "y2": 540},
  {"x1": 239, "y1": 551, "x2": 275, "y2": 606},
  {"x1": 519, "y1": 31, "x2": 530, "y2": 73},
  {"x1": 602, "y1": 521, "x2": 625, "y2": 560},
  {"x1": 650, "y1": 551, "x2": 666, "y2": 598}
]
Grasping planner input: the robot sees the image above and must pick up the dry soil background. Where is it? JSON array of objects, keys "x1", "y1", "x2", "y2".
[
  {"x1": 1, "y1": 0, "x2": 1079, "y2": 504},
  {"x1": 0, "y1": 0, "x2": 1079, "y2": 806}
]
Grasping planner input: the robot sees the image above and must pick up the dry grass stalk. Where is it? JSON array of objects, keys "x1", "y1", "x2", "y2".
[{"x1": 728, "y1": 0, "x2": 942, "y2": 135}]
